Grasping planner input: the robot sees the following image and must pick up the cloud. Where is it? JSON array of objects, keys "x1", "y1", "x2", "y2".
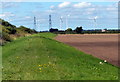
[
  {"x1": 46, "y1": 9, "x2": 55, "y2": 14},
  {"x1": 0, "y1": 12, "x2": 14, "y2": 22},
  {"x1": 1, "y1": 2, "x2": 17, "y2": 9},
  {"x1": 85, "y1": 8, "x2": 96, "y2": 15},
  {"x1": 58, "y1": 2, "x2": 71, "y2": 8},
  {"x1": 1, "y1": 0, "x2": 24, "y2": 2},
  {"x1": 73, "y1": 2, "x2": 92, "y2": 8},
  {"x1": 0, "y1": 12, "x2": 15, "y2": 18},
  {"x1": 1, "y1": 0, "x2": 119, "y2": 2},
  {"x1": 103, "y1": 0, "x2": 119, "y2": 1},
  {"x1": 25, "y1": 16, "x2": 31, "y2": 19},
  {"x1": 48, "y1": 2, "x2": 117, "y2": 20},
  {"x1": 0, "y1": 14, "x2": 6, "y2": 17},
  {"x1": 106, "y1": 7, "x2": 117, "y2": 11},
  {"x1": 50, "y1": 5, "x2": 55, "y2": 9}
]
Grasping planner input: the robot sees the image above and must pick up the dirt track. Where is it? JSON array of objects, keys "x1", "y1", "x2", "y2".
[{"x1": 55, "y1": 34, "x2": 119, "y2": 67}]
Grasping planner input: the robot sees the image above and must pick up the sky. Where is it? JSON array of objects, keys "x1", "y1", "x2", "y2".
[{"x1": 0, "y1": 1, "x2": 119, "y2": 31}]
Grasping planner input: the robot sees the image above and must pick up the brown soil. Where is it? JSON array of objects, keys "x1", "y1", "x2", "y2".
[{"x1": 55, "y1": 34, "x2": 119, "y2": 67}]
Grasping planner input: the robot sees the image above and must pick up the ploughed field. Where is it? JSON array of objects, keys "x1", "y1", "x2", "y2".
[{"x1": 55, "y1": 34, "x2": 119, "y2": 67}]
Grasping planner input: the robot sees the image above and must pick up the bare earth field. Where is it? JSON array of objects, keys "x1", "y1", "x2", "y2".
[{"x1": 55, "y1": 34, "x2": 119, "y2": 67}]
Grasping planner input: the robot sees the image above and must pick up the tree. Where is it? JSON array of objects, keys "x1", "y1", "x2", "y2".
[
  {"x1": 66, "y1": 28, "x2": 72, "y2": 32},
  {"x1": 49, "y1": 28, "x2": 58, "y2": 32},
  {"x1": 2, "y1": 32, "x2": 12, "y2": 41},
  {"x1": 65, "y1": 28, "x2": 73, "y2": 34},
  {"x1": 75, "y1": 26, "x2": 83, "y2": 34},
  {"x1": 6, "y1": 26, "x2": 16, "y2": 34}
]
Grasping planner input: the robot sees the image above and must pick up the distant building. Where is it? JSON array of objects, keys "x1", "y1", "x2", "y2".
[{"x1": 102, "y1": 29, "x2": 107, "y2": 32}]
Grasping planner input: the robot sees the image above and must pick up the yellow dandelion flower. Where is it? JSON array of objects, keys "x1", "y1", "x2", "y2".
[
  {"x1": 39, "y1": 65, "x2": 42, "y2": 66},
  {"x1": 39, "y1": 68, "x2": 42, "y2": 70},
  {"x1": 40, "y1": 71, "x2": 42, "y2": 72}
]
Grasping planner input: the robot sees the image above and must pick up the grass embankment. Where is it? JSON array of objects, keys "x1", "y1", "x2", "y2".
[
  {"x1": 0, "y1": 19, "x2": 37, "y2": 45},
  {"x1": 2, "y1": 33, "x2": 118, "y2": 80}
]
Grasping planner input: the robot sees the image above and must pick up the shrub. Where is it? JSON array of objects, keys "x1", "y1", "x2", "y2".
[
  {"x1": 1, "y1": 32, "x2": 12, "y2": 41},
  {"x1": 6, "y1": 27, "x2": 17, "y2": 34},
  {"x1": 75, "y1": 26, "x2": 83, "y2": 34},
  {"x1": 18, "y1": 26, "x2": 37, "y2": 34},
  {"x1": 66, "y1": 28, "x2": 72, "y2": 32}
]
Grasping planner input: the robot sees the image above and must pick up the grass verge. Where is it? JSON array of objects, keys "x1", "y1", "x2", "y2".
[{"x1": 2, "y1": 33, "x2": 118, "y2": 80}]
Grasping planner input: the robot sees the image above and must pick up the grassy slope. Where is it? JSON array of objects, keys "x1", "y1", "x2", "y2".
[{"x1": 2, "y1": 33, "x2": 118, "y2": 80}]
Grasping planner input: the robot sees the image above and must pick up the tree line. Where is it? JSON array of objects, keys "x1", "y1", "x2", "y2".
[
  {"x1": 49, "y1": 26, "x2": 83, "y2": 34},
  {"x1": 49, "y1": 27, "x2": 120, "y2": 34}
]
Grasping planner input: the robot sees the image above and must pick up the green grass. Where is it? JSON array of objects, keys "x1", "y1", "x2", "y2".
[
  {"x1": 2, "y1": 33, "x2": 118, "y2": 80},
  {"x1": 0, "y1": 46, "x2": 2, "y2": 82}
]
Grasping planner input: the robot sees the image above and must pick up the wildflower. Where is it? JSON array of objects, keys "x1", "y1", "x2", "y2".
[
  {"x1": 39, "y1": 65, "x2": 42, "y2": 66},
  {"x1": 99, "y1": 62, "x2": 103, "y2": 65},
  {"x1": 104, "y1": 60, "x2": 107, "y2": 63},
  {"x1": 48, "y1": 62, "x2": 51, "y2": 64},
  {"x1": 39, "y1": 68, "x2": 42, "y2": 70}
]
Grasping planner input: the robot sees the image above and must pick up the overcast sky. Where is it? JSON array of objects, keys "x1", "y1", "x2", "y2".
[{"x1": 0, "y1": 1, "x2": 118, "y2": 31}]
